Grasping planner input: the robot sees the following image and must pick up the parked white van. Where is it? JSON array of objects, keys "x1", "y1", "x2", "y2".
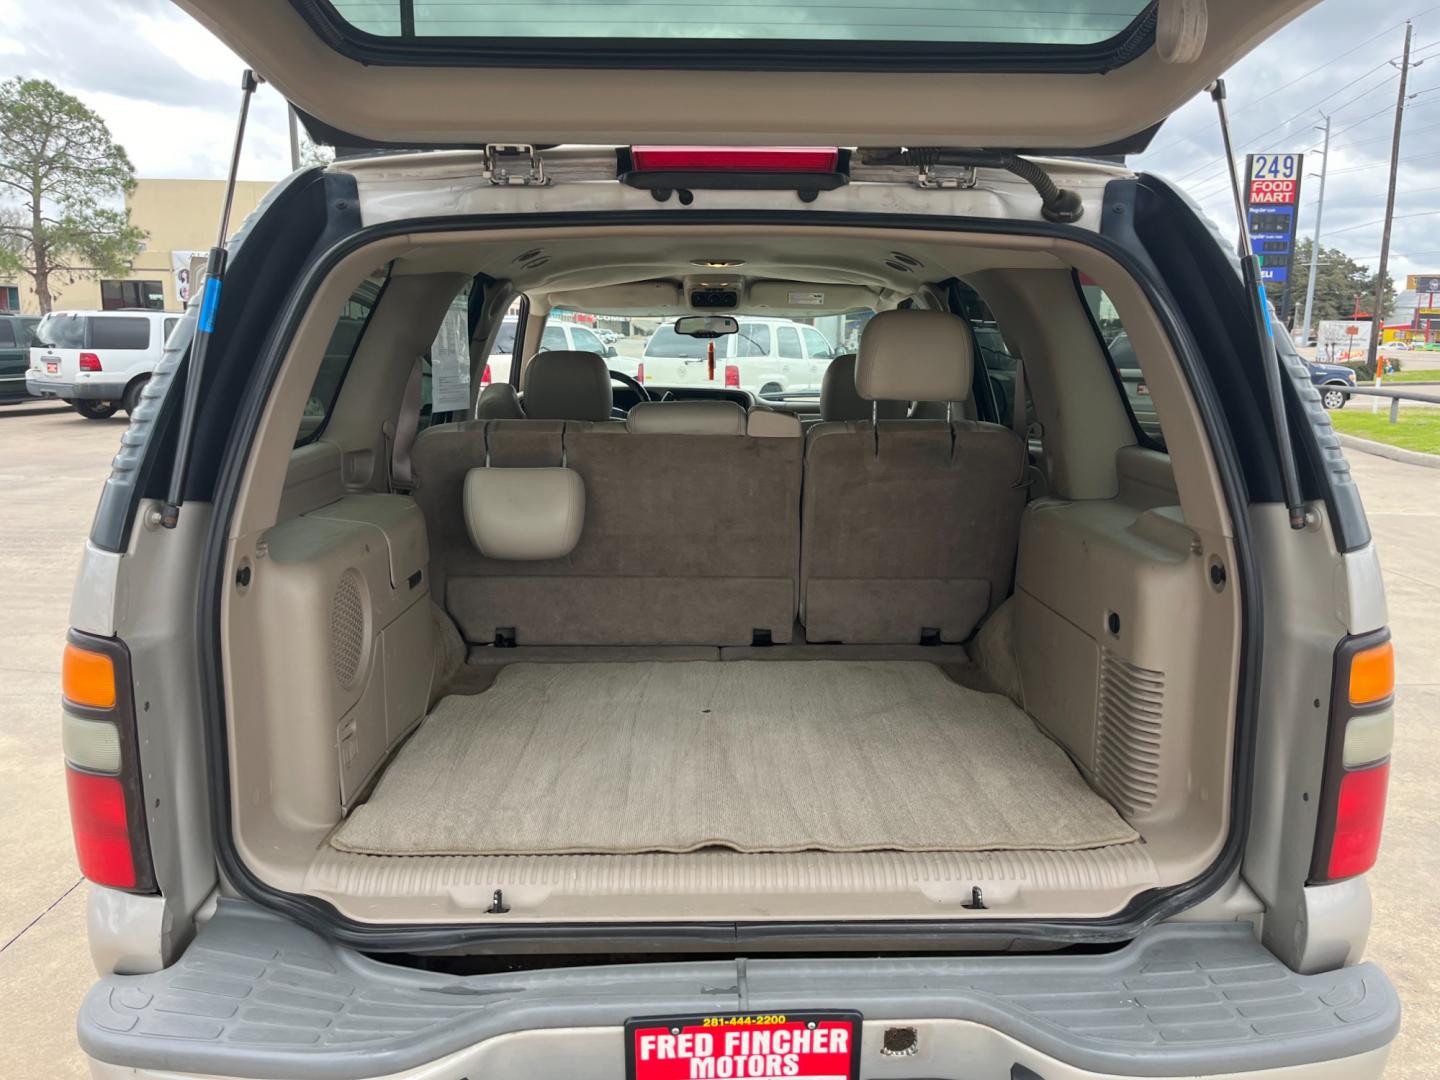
[
  {"x1": 633, "y1": 316, "x2": 836, "y2": 397},
  {"x1": 26, "y1": 309, "x2": 180, "y2": 419}
]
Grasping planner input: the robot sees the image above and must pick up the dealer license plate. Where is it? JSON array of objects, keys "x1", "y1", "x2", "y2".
[{"x1": 627, "y1": 1011, "x2": 861, "y2": 1080}]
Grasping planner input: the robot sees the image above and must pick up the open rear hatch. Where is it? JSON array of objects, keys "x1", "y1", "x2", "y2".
[{"x1": 175, "y1": 0, "x2": 1316, "y2": 152}]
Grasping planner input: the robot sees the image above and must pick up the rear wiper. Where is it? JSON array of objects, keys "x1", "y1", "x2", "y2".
[{"x1": 1208, "y1": 79, "x2": 1308, "y2": 531}]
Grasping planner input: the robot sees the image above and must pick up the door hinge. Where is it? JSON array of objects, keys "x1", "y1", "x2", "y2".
[{"x1": 483, "y1": 144, "x2": 548, "y2": 186}]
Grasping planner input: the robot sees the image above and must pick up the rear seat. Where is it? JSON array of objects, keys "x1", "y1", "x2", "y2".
[
  {"x1": 412, "y1": 358, "x2": 803, "y2": 647},
  {"x1": 800, "y1": 310, "x2": 1027, "y2": 643}
]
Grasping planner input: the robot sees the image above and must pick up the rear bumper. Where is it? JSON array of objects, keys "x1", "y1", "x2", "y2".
[
  {"x1": 24, "y1": 373, "x2": 127, "y2": 400},
  {"x1": 79, "y1": 901, "x2": 1399, "y2": 1080}
]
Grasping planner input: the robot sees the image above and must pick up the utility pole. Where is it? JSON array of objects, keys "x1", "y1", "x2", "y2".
[
  {"x1": 287, "y1": 105, "x2": 301, "y2": 172},
  {"x1": 1299, "y1": 113, "x2": 1330, "y2": 347},
  {"x1": 1366, "y1": 21, "x2": 1413, "y2": 376}
]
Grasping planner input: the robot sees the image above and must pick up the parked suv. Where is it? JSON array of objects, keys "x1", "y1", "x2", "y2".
[
  {"x1": 63, "y1": 2, "x2": 1400, "y2": 1078},
  {"x1": 26, "y1": 309, "x2": 179, "y2": 419},
  {"x1": 0, "y1": 312, "x2": 40, "y2": 405},
  {"x1": 636, "y1": 315, "x2": 835, "y2": 397}
]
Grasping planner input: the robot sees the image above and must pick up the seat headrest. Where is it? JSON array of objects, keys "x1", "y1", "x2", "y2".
[
  {"x1": 521, "y1": 350, "x2": 613, "y2": 421},
  {"x1": 856, "y1": 311, "x2": 974, "y2": 404},
  {"x1": 627, "y1": 400, "x2": 746, "y2": 435},
  {"x1": 474, "y1": 382, "x2": 525, "y2": 420},
  {"x1": 464, "y1": 467, "x2": 585, "y2": 561},
  {"x1": 820, "y1": 353, "x2": 909, "y2": 422}
]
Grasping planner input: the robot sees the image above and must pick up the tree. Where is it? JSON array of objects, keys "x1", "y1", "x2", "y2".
[
  {"x1": 0, "y1": 78, "x2": 146, "y2": 313},
  {"x1": 1270, "y1": 239, "x2": 1396, "y2": 328},
  {"x1": 300, "y1": 138, "x2": 334, "y2": 169}
]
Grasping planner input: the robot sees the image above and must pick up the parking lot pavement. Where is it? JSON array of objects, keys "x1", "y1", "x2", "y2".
[{"x1": 0, "y1": 405, "x2": 1436, "y2": 1077}]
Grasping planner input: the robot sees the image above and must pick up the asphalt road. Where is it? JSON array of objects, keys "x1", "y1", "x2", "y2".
[{"x1": 0, "y1": 403, "x2": 1435, "y2": 1077}]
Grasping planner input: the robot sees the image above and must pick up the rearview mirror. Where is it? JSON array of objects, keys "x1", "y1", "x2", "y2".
[{"x1": 674, "y1": 315, "x2": 738, "y2": 339}]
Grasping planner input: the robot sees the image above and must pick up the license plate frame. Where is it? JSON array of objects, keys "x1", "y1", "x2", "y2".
[{"x1": 626, "y1": 1010, "x2": 862, "y2": 1080}]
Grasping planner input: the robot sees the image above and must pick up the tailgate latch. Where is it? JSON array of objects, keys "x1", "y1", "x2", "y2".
[
  {"x1": 916, "y1": 163, "x2": 977, "y2": 190},
  {"x1": 483, "y1": 144, "x2": 548, "y2": 186}
]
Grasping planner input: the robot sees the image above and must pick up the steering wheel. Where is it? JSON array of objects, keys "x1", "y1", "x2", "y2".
[{"x1": 609, "y1": 368, "x2": 651, "y2": 419}]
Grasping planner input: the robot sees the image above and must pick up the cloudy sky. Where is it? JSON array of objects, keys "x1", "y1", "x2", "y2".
[{"x1": 1, "y1": 0, "x2": 1439, "y2": 281}]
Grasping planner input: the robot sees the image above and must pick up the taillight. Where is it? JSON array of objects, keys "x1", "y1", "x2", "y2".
[
  {"x1": 1311, "y1": 631, "x2": 1393, "y2": 883},
  {"x1": 61, "y1": 631, "x2": 154, "y2": 892},
  {"x1": 79, "y1": 352, "x2": 102, "y2": 371},
  {"x1": 637, "y1": 362, "x2": 645, "y2": 383},
  {"x1": 480, "y1": 363, "x2": 492, "y2": 387},
  {"x1": 630, "y1": 146, "x2": 840, "y2": 173},
  {"x1": 724, "y1": 364, "x2": 740, "y2": 388}
]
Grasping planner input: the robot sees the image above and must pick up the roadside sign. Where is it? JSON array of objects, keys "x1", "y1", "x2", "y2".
[
  {"x1": 1406, "y1": 274, "x2": 1440, "y2": 293},
  {"x1": 1244, "y1": 153, "x2": 1304, "y2": 286}
]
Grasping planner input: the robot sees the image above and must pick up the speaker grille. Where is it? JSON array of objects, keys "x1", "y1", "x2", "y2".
[
  {"x1": 1094, "y1": 649, "x2": 1164, "y2": 817},
  {"x1": 330, "y1": 569, "x2": 366, "y2": 690}
]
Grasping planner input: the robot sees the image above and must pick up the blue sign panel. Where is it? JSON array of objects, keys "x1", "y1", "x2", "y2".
[{"x1": 1245, "y1": 153, "x2": 1304, "y2": 286}]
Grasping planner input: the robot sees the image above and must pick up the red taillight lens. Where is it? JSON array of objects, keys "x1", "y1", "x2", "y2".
[
  {"x1": 1327, "y1": 762, "x2": 1389, "y2": 880},
  {"x1": 637, "y1": 362, "x2": 645, "y2": 383},
  {"x1": 630, "y1": 146, "x2": 840, "y2": 173},
  {"x1": 79, "y1": 352, "x2": 102, "y2": 372},
  {"x1": 481, "y1": 363, "x2": 492, "y2": 387},
  {"x1": 60, "y1": 630, "x2": 154, "y2": 893},
  {"x1": 1312, "y1": 630, "x2": 1393, "y2": 883},
  {"x1": 725, "y1": 364, "x2": 740, "y2": 388},
  {"x1": 66, "y1": 768, "x2": 137, "y2": 888}
]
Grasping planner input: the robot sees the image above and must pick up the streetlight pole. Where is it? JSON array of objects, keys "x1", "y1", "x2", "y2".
[{"x1": 1299, "y1": 114, "x2": 1330, "y2": 347}]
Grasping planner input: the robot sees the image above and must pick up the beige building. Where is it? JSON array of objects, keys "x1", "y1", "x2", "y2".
[{"x1": 0, "y1": 178, "x2": 274, "y2": 315}]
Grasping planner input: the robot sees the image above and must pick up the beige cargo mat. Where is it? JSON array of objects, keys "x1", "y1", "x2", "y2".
[{"x1": 331, "y1": 661, "x2": 1138, "y2": 856}]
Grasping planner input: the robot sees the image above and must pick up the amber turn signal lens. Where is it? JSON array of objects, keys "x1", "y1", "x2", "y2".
[
  {"x1": 63, "y1": 642, "x2": 116, "y2": 709},
  {"x1": 1349, "y1": 640, "x2": 1394, "y2": 706}
]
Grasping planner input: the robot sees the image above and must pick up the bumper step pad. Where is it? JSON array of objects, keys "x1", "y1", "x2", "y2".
[{"x1": 80, "y1": 901, "x2": 1398, "y2": 1079}]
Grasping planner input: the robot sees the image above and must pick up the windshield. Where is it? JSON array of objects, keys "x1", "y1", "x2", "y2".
[
  {"x1": 34, "y1": 313, "x2": 87, "y2": 349},
  {"x1": 546, "y1": 309, "x2": 871, "y2": 400}
]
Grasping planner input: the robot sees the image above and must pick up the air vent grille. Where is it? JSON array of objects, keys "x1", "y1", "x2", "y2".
[
  {"x1": 1094, "y1": 649, "x2": 1164, "y2": 817},
  {"x1": 330, "y1": 569, "x2": 366, "y2": 690}
]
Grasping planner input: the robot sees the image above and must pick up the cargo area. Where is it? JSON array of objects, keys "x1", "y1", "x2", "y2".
[
  {"x1": 331, "y1": 660, "x2": 1138, "y2": 858},
  {"x1": 219, "y1": 219, "x2": 1243, "y2": 928}
]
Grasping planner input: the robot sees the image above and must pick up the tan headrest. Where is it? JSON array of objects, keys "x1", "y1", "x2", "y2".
[
  {"x1": 474, "y1": 382, "x2": 525, "y2": 420},
  {"x1": 521, "y1": 350, "x2": 612, "y2": 421},
  {"x1": 856, "y1": 311, "x2": 973, "y2": 404},
  {"x1": 746, "y1": 407, "x2": 803, "y2": 437},
  {"x1": 820, "y1": 353, "x2": 909, "y2": 422},
  {"x1": 627, "y1": 400, "x2": 746, "y2": 435},
  {"x1": 463, "y1": 467, "x2": 585, "y2": 561}
]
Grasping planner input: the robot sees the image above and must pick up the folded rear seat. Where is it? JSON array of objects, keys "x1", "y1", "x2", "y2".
[
  {"x1": 412, "y1": 366, "x2": 804, "y2": 646},
  {"x1": 800, "y1": 310, "x2": 1027, "y2": 644}
]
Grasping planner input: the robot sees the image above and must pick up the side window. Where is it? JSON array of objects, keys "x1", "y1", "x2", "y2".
[
  {"x1": 776, "y1": 325, "x2": 803, "y2": 359},
  {"x1": 90, "y1": 317, "x2": 151, "y2": 350},
  {"x1": 296, "y1": 270, "x2": 387, "y2": 447},
  {"x1": 163, "y1": 317, "x2": 179, "y2": 343},
  {"x1": 421, "y1": 285, "x2": 473, "y2": 430},
  {"x1": 735, "y1": 323, "x2": 771, "y2": 358},
  {"x1": 1077, "y1": 277, "x2": 1164, "y2": 447},
  {"x1": 571, "y1": 325, "x2": 605, "y2": 354},
  {"x1": 802, "y1": 326, "x2": 832, "y2": 358},
  {"x1": 952, "y1": 284, "x2": 1029, "y2": 427},
  {"x1": 539, "y1": 324, "x2": 567, "y2": 352},
  {"x1": 0, "y1": 322, "x2": 13, "y2": 347}
]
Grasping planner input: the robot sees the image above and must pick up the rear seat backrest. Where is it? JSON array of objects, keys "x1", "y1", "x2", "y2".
[
  {"x1": 800, "y1": 310, "x2": 1027, "y2": 644},
  {"x1": 412, "y1": 396, "x2": 803, "y2": 647}
]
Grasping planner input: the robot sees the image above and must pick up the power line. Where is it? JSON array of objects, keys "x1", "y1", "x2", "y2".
[
  {"x1": 1326, "y1": 148, "x2": 1440, "y2": 175},
  {"x1": 1318, "y1": 208, "x2": 1440, "y2": 238},
  {"x1": 1169, "y1": 65, "x2": 1399, "y2": 183},
  {"x1": 1144, "y1": 6, "x2": 1440, "y2": 156}
]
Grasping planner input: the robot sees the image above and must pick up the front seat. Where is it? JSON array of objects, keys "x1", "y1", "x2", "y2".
[
  {"x1": 820, "y1": 353, "x2": 908, "y2": 422},
  {"x1": 520, "y1": 350, "x2": 613, "y2": 421}
]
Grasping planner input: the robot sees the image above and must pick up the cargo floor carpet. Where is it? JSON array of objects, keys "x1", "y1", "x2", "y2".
[{"x1": 331, "y1": 661, "x2": 1138, "y2": 856}]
